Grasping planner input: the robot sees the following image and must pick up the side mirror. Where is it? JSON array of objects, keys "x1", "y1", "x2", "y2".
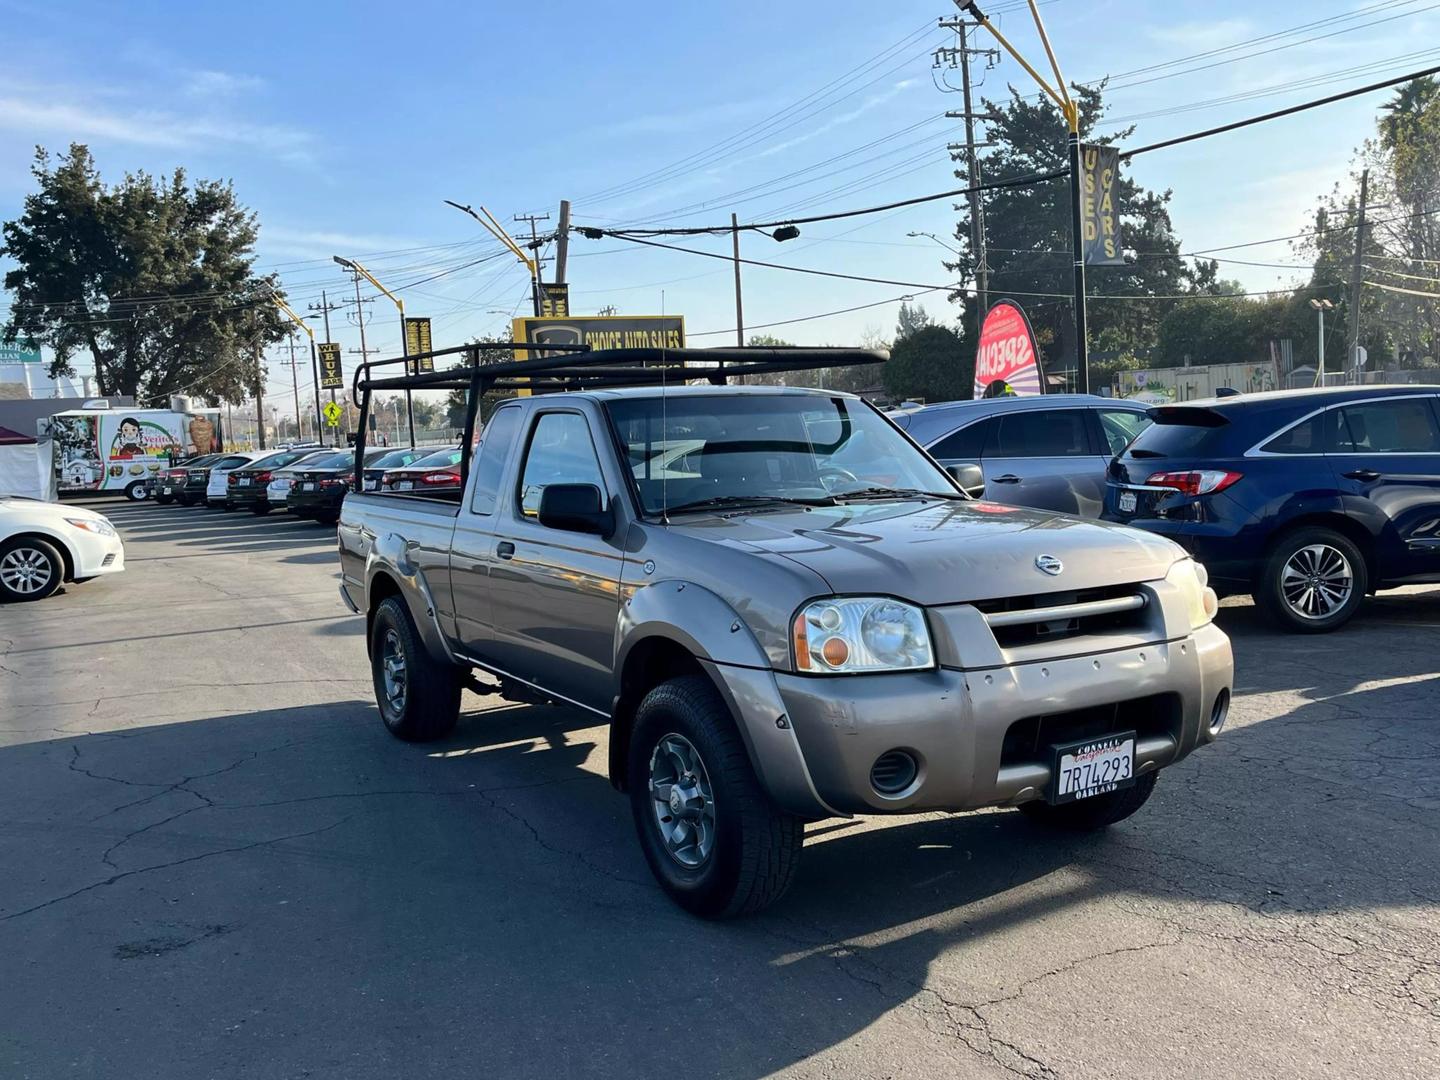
[
  {"x1": 946, "y1": 463, "x2": 986, "y2": 499},
  {"x1": 538, "y1": 483, "x2": 614, "y2": 537}
]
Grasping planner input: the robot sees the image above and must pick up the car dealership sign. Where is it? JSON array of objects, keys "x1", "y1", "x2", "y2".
[{"x1": 973, "y1": 299, "x2": 1043, "y2": 398}]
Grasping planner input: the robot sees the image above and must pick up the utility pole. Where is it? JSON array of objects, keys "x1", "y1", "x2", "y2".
[
  {"x1": 253, "y1": 343, "x2": 267, "y2": 450},
  {"x1": 287, "y1": 332, "x2": 303, "y2": 443},
  {"x1": 513, "y1": 212, "x2": 550, "y2": 316},
  {"x1": 937, "y1": 13, "x2": 998, "y2": 315},
  {"x1": 555, "y1": 200, "x2": 571, "y2": 285},
  {"x1": 1347, "y1": 168, "x2": 1369, "y2": 383},
  {"x1": 731, "y1": 213, "x2": 745, "y2": 346}
]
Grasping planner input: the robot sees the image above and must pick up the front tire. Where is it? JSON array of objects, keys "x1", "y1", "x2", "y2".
[
  {"x1": 1019, "y1": 772, "x2": 1158, "y2": 830},
  {"x1": 628, "y1": 676, "x2": 803, "y2": 918},
  {"x1": 369, "y1": 597, "x2": 461, "y2": 742},
  {"x1": 0, "y1": 536, "x2": 64, "y2": 602},
  {"x1": 1255, "y1": 526, "x2": 1367, "y2": 633}
]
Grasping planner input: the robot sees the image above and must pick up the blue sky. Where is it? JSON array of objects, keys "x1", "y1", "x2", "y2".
[{"x1": 2, "y1": 0, "x2": 1437, "y2": 405}]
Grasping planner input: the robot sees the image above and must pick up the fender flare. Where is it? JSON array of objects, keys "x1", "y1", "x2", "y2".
[
  {"x1": 613, "y1": 580, "x2": 838, "y2": 819},
  {"x1": 364, "y1": 532, "x2": 458, "y2": 664}
]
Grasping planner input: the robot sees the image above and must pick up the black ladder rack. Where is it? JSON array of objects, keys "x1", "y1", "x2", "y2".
[{"x1": 350, "y1": 342, "x2": 889, "y2": 491}]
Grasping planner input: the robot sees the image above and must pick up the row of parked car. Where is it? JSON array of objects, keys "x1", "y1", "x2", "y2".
[
  {"x1": 148, "y1": 443, "x2": 464, "y2": 524},
  {"x1": 891, "y1": 385, "x2": 1440, "y2": 632}
]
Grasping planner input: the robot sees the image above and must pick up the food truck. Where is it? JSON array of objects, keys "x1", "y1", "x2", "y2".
[{"x1": 37, "y1": 405, "x2": 222, "y2": 500}]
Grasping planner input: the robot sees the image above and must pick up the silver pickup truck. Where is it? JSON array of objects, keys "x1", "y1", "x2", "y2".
[{"x1": 339, "y1": 347, "x2": 1233, "y2": 917}]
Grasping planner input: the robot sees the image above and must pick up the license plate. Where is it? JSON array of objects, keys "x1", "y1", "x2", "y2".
[
  {"x1": 366, "y1": 479, "x2": 379, "y2": 491},
  {"x1": 238, "y1": 477, "x2": 251, "y2": 486},
  {"x1": 1050, "y1": 732, "x2": 1135, "y2": 804},
  {"x1": 1118, "y1": 491, "x2": 1137, "y2": 514},
  {"x1": 398, "y1": 480, "x2": 414, "y2": 491},
  {"x1": 296, "y1": 482, "x2": 311, "y2": 491}
]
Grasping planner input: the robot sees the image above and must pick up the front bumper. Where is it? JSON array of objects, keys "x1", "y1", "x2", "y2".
[
  {"x1": 767, "y1": 622, "x2": 1231, "y2": 815},
  {"x1": 72, "y1": 531, "x2": 126, "y2": 579}
]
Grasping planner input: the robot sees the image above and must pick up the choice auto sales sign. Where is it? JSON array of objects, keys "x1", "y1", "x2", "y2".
[{"x1": 973, "y1": 299, "x2": 1043, "y2": 398}]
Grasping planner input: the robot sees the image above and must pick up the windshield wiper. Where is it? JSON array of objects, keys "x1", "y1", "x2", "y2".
[
  {"x1": 662, "y1": 494, "x2": 836, "y2": 516},
  {"x1": 832, "y1": 486, "x2": 967, "y2": 502}
]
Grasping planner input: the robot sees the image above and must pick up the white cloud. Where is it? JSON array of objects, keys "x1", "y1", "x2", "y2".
[
  {"x1": 182, "y1": 69, "x2": 265, "y2": 98},
  {"x1": 0, "y1": 94, "x2": 316, "y2": 164}
]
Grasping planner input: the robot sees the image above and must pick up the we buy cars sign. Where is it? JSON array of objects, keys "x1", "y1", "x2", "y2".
[{"x1": 973, "y1": 300, "x2": 1043, "y2": 398}]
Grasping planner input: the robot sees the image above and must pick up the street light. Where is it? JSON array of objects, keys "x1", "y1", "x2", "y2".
[
  {"x1": 1309, "y1": 298, "x2": 1335, "y2": 386},
  {"x1": 907, "y1": 230, "x2": 963, "y2": 256},
  {"x1": 334, "y1": 255, "x2": 415, "y2": 446}
]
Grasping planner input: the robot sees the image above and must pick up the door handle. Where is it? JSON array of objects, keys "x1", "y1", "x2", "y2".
[
  {"x1": 496, "y1": 541, "x2": 515, "y2": 560},
  {"x1": 1343, "y1": 469, "x2": 1381, "y2": 482},
  {"x1": 991, "y1": 474, "x2": 1022, "y2": 484}
]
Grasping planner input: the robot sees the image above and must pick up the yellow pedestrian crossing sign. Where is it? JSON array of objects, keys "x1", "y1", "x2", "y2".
[{"x1": 323, "y1": 401, "x2": 343, "y2": 427}]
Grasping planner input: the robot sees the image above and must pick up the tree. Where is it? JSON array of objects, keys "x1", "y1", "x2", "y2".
[
  {"x1": 1, "y1": 144, "x2": 287, "y2": 404},
  {"x1": 944, "y1": 83, "x2": 1198, "y2": 373},
  {"x1": 895, "y1": 302, "x2": 932, "y2": 340},
  {"x1": 881, "y1": 324, "x2": 970, "y2": 403}
]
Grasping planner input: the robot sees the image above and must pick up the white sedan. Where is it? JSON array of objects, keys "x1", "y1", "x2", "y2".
[
  {"x1": 204, "y1": 451, "x2": 270, "y2": 508},
  {"x1": 0, "y1": 496, "x2": 124, "y2": 602}
]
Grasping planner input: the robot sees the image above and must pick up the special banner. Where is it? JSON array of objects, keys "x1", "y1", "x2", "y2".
[
  {"x1": 511, "y1": 315, "x2": 685, "y2": 360},
  {"x1": 318, "y1": 342, "x2": 344, "y2": 389},
  {"x1": 973, "y1": 299, "x2": 1043, "y2": 398},
  {"x1": 1079, "y1": 143, "x2": 1124, "y2": 266},
  {"x1": 403, "y1": 317, "x2": 434, "y2": 372}
]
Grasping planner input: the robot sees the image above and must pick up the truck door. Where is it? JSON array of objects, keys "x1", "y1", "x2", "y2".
[
  {"x1": 484, "y1": 407, "x2": 625, "y2": 711},
  {"x1": 449, "y1": 405, "x2": 524, "y2": 657}
]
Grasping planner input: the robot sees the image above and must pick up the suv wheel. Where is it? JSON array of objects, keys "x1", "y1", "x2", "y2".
[
  {"x1": 369, "y1": 596, "x2": 461, "y2": 741},
  {"x1": 0, "y1": 536, "x2": 64, "y2": 602},
  {"x1": 628, "y1": 676, "x2": 803, "y2": 918},
  {"x1": 1256, "y1": 526, "x2": 1367, "y2": 633},
  {"x1": 1019, "y1": 772, "x2": 1158, "y2": 830}
]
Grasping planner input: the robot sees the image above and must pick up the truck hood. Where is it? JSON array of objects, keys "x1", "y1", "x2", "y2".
[{"x1": 671, "y1": 500, "x2": 1183, "y2": 605}]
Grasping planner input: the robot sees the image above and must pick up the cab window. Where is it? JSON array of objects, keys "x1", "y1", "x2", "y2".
[
  {"x1": 470, "y1": 407, "x2": 522, "y2": 515},
  {"x1": 518, "y1": 412, "x2": 605, "y2": 518},
  {"x1": 992, "y1": 409, "x2": 1092, "y2": 457}
]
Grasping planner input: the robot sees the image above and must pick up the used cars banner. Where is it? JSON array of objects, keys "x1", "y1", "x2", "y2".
[
  {"x1": 1080, "y1": 143, "x2": 1124, "y2": 266},
  {"x1": 973, "y1": 299, "x2": 1044, "y2": 398}
]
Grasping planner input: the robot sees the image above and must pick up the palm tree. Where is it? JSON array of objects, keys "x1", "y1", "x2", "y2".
[{"x1": 1379, "y1": 76, "x2": 1438, "y2": 150}]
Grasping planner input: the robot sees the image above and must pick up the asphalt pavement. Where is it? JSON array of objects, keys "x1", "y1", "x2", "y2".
[{"x1": 2, "y1": 496, "x2": 1438, "y2": 1079}]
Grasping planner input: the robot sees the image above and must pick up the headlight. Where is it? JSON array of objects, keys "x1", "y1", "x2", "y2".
[
  {"x1": 1166, "y1": 558, "x2": 1218, "y2": 630},
  {"x1": 65, "y1": 517, "x2": 116, "y2": 537},
  {"x1": 793, "y1": 597, "x2": 933, "y2": 673}
]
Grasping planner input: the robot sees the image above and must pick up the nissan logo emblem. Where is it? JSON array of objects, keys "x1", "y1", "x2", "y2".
[{"x1": 1035, "y1": 554, "x2": 1064, "y2": 576}]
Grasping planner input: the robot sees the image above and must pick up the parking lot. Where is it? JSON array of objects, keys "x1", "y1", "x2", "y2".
[{"x1": 2, "y1": 496, "x2": 1438, "y2": 1079}]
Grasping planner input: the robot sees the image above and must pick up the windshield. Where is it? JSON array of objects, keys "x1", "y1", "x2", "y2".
[
  {"x1": 301, "y1": 452, "x2": 352, "y2": 470},
  {"x1": 370, "y1": 448, "x2": 426, "y2": 470},
  {"x1": 605, "y1": 393, "x2": 957, "y2": 515}
]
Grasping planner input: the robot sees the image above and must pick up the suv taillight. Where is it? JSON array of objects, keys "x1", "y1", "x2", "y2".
[
  {"x1": 1146, "y1": 470, "x2": 1243, "y2": 497},
  {"x1": 422, "y1": 470, "x2": 460, "y2": 485}
]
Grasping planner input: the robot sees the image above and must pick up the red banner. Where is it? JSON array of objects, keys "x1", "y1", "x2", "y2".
[{"x1": 973, "y1": 300, "x2": 1043, "y2": 398}]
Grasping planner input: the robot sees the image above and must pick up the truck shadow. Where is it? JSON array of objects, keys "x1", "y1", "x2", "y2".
[{"x1": 2, "y1": 653, "x2": 1437, "y2": 1078}]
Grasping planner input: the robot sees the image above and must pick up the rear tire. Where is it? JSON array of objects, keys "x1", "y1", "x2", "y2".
[
  {"x1": 155, "y1": 494, "x2": 174, "y2": 505},
  {"x1": 369, "y1": 596, "x2": 461, "y2": 742},
  {"x1": 175, "y1": 494, "x2": 192, "y2": 507},
  {"x1": 1019, "y1": 772, "x2": 1158, "y2": 830},
  {"x1": 0, "y1": 536, "x2": 64, "y2": 603},
  {"x1": 124, "y1": 482, "x2": 148, "y2": 502},
  {"x1": 250, "y1": 503, "x2": 270, "y2": 515},
  {"x1": 315, "y1": 510, "x2": 339, "y2": 525},
  {"x1": 1255, "y1": 526, "x2": 1367, "y2": 633},
  {"x1": 628, "y1": 676, "x2": 803, "y2": 918}
]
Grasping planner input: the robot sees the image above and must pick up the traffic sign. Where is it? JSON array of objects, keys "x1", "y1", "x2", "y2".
[{"x1": 323, "y1": 401, "x2": 342, "y2": 427}]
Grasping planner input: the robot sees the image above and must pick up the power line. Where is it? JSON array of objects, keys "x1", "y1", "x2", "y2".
[{"x1": 1365, "y1": 279, "x2": 1440, "y2": 298}]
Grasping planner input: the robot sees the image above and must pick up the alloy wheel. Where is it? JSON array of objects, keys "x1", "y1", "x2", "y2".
[
  {"x1": 0, "y1": 547, "x2": 54, "y2": 595},
  {"x1": 648, "y1": 733, "x2": 717, "y2": 869},
  {"x1": 380, "y1": 628, "x2": 407, "y2": 714},
  {"x1": 1281, "y1": 543, "x2": 1353, "y2": 620}
]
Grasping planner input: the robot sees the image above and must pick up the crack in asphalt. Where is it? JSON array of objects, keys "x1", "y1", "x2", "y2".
[{"x1": 0, "y1": 817, "x2": 354, "y2": 923}]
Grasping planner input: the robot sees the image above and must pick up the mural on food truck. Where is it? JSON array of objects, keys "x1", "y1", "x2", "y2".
[{"x1": 39, "y1": 410, "x2": 214, "y2": 492}]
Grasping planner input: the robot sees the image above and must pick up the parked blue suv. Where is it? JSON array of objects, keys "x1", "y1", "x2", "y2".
[{"x1": 1104, "y1": 385, "x2": 1440, "y2": 632}]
